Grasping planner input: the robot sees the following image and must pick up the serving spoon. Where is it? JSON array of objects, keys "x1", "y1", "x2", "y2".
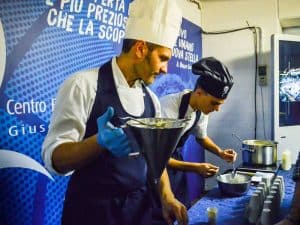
[{"x1": 231, "y1": 163, "x2": 237, "y2": 179}]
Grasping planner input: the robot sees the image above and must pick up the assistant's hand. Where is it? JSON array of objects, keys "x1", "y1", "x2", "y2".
[
  {"x1": 219, "y1": 149, "x2": 237, "y2": 163},
  {"x1": 97, "y1": 107, "x2": 132, "y2": 157},
  {"x1": 194, "y1": 163, "x2": 219, "y2": 178},
  {"x1": 161, "y1": 195, "x2": 188, "y2": 225}
]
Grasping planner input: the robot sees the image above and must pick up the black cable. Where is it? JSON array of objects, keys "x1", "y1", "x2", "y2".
[
  {"x1": 253, "y1": 27, "x2": 258, "y2": 139},
  {"x1": 201, "y1": 25, "x2": 260, "y2": 139},
  {"x1": 201, "y1": 26, "x2": 256, "y2": 35},
  {"x1": 260, "y1": 85, "x2": 267, "y2": 139}
]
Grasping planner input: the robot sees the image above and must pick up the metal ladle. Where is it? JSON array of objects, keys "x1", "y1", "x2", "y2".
[
  {"x1": 231, "y1": 162, "x2": 237, "y2": 179},
  {"x1": 231, "y1": 133, "x2": 243, "y2": 179}
]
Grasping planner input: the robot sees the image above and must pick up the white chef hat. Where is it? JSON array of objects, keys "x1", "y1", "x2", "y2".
[{"x1": 124, "y1": 0, "x2": 182, "y2": 49}]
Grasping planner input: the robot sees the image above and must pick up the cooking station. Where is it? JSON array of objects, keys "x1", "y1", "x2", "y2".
[
  {"x1": 175, "y1": 137, "x2": 292, "y2": 225},
  {"x1": 126, "y1": 118, "x2": 289, "y2": 225},
  {"x1": 183, "y1": 168, "x2": 295, "y2": 225},
  {"x1": 237, "y1": 162, "x2": 280, "y2": 174}
]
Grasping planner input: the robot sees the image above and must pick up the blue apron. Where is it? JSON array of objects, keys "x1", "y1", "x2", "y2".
[
  {"x1": 61, "y1": 60, "x2": 164, "y2": 225},
  {"x1": 167, "y1": 92, "x2": 201, "y2": 209}
]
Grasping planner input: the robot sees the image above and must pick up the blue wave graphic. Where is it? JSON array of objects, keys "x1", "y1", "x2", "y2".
[{"x1": 0, "y1": 149, "x2": 54, "y2": 181}]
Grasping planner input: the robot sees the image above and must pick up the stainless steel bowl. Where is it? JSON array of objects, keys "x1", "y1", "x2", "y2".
[{"x1": 217, "y1": 173, "x2": 251, "y2": 196}]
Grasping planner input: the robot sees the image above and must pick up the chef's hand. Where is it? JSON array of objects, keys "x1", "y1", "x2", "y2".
[
  {"x1": 97, "y1": 106, "x2": 132, "y2": 157},
  {"x1": 194, "y1": 163, "x2": 219, "y2": 177},
  {"x1": 161, "y1": 195, "x2": 188, "y2": 225},
  {"x1": 219, "y1": 149, "x2": 237, "y2": 163}
]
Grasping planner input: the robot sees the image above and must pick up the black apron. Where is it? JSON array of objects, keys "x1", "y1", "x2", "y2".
[
  {"x1": 61, "y1": 60, "x2": 164, "y2": 225},
  {"x1": 167, "y1": 92, "x2": 201, "y2": 209}
]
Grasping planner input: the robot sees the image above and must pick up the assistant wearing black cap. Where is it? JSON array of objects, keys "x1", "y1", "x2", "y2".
[
  {"x1": 160, "y1": 57, "x2": 237, "y2": 209},
  {"x1": 192, "y1": 57, "x2": 234, "y2": 99}
]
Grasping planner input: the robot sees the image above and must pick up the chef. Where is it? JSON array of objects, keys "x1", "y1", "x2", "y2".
[
  {"x1": 42, "y1": 0, "x2": 188, "y2": 224},
  {"x1": 160, "y1": 57, "x2": 237, "y2": 208}
]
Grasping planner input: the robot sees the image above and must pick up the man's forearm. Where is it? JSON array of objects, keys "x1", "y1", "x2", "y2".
[
  {"x1": 52, "y1": 135, "x2": 104, "y2": 173},
  {"x1": 159, "y1": 169, "x2": 174, "y2": 200},
  {"x1": 168, "y1": 158, "x2": 197, "y2": 172},
  {"x1": 197, "y1": 137, "x2": 222, "y2": 156}
]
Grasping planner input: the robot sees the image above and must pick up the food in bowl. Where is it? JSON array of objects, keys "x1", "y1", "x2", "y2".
[{"x1": 126, "y1": 118, "x2": 188, "y2": 129}]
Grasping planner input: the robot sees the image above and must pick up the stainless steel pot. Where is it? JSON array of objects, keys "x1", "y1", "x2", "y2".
[
  {"x1": 242, "y1": 140, "x2": 277, "y2": 166},
  {"x1": 217, "y1": 173, "x2": 250, "y2": 196}
]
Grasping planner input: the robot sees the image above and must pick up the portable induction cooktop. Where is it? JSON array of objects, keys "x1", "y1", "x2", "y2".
[{"x1": 236, "y1": 161, "x2": 280, "y2": 174}]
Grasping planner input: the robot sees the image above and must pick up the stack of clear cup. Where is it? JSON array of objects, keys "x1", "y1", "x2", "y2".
[
  {"x1": 247, "y1": 193, "x2": 262, "y2": 224},
  {"x1": 274, "y1": 176, "x2": 285, "y2": 200},
  {"x1": 260, "y1": 208, "x2": 272, "y2": 225},
  {"x1": 257, "y1": 181, "x2": 268, "y2": 196}
]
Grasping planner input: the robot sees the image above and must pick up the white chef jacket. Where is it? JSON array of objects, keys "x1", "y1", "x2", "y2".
[
  {"x1": 159, "y1": 90, "x2": 209, "y2": 139},
  {"x1": 42, "y1": 57, "x2": 161, "y2": 175}
]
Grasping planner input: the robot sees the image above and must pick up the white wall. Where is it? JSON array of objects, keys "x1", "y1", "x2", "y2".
[
  {"x1": 178, "y1": 0, "x2": 202, "y2": 25},
  {"x1": 199, "y1": 0, "x2": 283, "y2": 187},
  {"x1": 279, "y1": 0, "x2": 300, "y2": 28}
]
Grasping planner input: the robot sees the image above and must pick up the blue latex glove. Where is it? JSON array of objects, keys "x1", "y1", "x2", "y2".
[{"x1": 97, "y1": 107, "x2": 132, "y2": 157}]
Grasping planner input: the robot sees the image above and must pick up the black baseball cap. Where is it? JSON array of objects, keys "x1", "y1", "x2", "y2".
[{"x1": 192, "y1": 57, "x2": 234, "y2": 99}]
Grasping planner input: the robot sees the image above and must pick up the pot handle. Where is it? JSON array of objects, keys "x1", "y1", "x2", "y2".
[{"x1": 241, "y1": 147, "x2": 255, "y2": 153}]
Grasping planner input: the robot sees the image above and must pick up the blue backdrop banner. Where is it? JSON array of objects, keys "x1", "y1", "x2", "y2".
[{"x1": 0, "y1": 1, "x2": 201, "y2": 224}]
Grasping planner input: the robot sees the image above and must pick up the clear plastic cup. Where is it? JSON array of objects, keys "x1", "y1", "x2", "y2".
[{"x1": 207, "y1": 207, "x2": 218, "y2": 225}]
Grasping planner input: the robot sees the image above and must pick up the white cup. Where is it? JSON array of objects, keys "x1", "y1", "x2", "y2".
[
  {"x1": 275, "y1": 176, "x2": 285, "y2": 199},
  {"x1": 270, "y1": 190, "x2": 280, "y2": 216},
  {"x1": 263, "y1": 200, "x2": 273, "y2": 211},
  {"x1": 248, "y1": 193, "x2": 261, "y2": 223},
  {"x1": 276, "y1": 176, "x2": 285, "y2": 189},
  {"x1": 266, "y1": 195, "x2": 277, "y2": 215},
  {"x1": 254, "y1": 189, "x2": 264, "y2": 207},
  {"x1": 257, "y1": 187, "x2": 266, "y2": 201},
  {"x1": 260, "y1": 208, "x2": 272, "y2": 225},
  {"x1": 258, "y1": 181, "x2": 268, "y2": 195},
  {"x1": 256, "y1": 172, "x2": 274, "y2": 192},
  {"x1": 272, "y1": 181, "x2": 283, "y2": 200},
  {"x1": 207, "y1": 207, "x2": 218, "y2": 225},
  {"x1": 281, "y1": 150, "x2": 292, "y2": 170}
]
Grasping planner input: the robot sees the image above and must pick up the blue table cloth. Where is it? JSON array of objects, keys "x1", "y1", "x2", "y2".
[{"x1": 181, "y1": 169, "x2": 295, "y2": 225}]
